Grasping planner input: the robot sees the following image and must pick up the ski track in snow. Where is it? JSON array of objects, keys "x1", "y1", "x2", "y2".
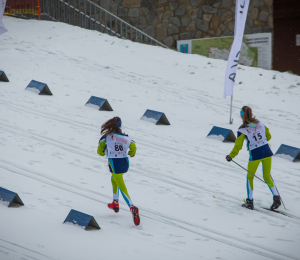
[
  {"x1": 1, "y1": 120, "x2": 300, "y2": 214},
  {"x1": 0, "y1": 238, "x2": 53, "y2": 260},
  {"x1": 0, "y1": 119, "x2": 299, "y2": 195},
  {"x1": 0, "y1": 160, "x2": 298, "y2": 260},
  {"x1": 1, "y1": 99, "x2": 299, "y2": 179},
  {"x1": 1, "y1": 102, "x2": 300, "y2": 222}
]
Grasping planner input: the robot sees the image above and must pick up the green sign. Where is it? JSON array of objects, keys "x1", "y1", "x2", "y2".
[{"x1": 191, "y1": 36, "x2": 258, "y2": 67}]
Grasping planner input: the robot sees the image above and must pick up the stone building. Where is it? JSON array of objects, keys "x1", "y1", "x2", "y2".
[
  {"x1": 97, "y1": 0, "x2": 273, "y2": 48},
  {"x1": 96, "y1": 0, "x2": 299, "y2": 74}
]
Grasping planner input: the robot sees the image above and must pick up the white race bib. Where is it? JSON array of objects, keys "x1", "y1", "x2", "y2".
[
  {"x1": 105, "y1": 133, "x2": 132, "y2": 158},
  {"x1": 238, "y1": 122, "x2": 268, "y2": 151}
]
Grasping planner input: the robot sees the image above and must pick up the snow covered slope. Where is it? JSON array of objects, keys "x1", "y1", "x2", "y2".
[{"x1": 1, "y1": 16, "x2": 300, "y2": 260}]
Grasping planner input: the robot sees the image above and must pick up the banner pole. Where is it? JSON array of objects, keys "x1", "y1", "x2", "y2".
[
  {"x1": 223, "y1": 0, "x2": 250, "y2": 125},
  {"x1": 229, "y1": 95, "x2": 233, "y2": 124}
]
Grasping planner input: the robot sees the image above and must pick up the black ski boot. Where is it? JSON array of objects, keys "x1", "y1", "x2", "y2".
[
  {"x1": 242, "y1": 199, "x2": 254, "y2": 210},
  {"x1": 270, "y1": 196, "x2": 281, "y2": 210}
]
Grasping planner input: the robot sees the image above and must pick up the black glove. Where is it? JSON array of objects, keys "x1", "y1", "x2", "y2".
[{"x1": 226, "y1": 155, "x2": 232, "y2": 162}]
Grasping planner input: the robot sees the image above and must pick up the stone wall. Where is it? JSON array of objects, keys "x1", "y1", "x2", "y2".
[{"x1": 95, "y1": 0, "x2": 273, "y2": 48}]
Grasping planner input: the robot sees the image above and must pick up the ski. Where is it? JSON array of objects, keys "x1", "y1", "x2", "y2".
[
  {"x1": 259, "y1": 207, "x2": 297, "y2": 219},
  {"x1": 242, "y1": 199, "x2": 298, "y2": 219},
  {"x1": 241, "y1": 205, "x2": 295, "y2": 219}
]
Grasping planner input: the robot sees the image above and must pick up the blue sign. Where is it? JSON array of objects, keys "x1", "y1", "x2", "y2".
[
  {"x1": 25, "y1": 80, "x2": 52, "y2": 95},
  {"x1": 275, "y1": 144, "x2": 300, "y2": 162},
  {"x1": 0, "y1": 187, "x2": 24, "y2": 207},
  {"x1": 141, "y1": 109, "x2": 170, "y2": 125},
  {"x1": 207, "y1": 126, "x2": 236, "y2": 142},
  {"x1": 180, "y1": 44, "x2": 189, "y2": 54},
  {"x1": 63, "y1": 209, "x2": 100, "y2": 230},
  {"x1": 85, "y1": 96, "x2": 113, "y2": 111}
]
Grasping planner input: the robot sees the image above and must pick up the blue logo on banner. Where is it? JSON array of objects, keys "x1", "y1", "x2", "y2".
[{"x1": 180, "y1": 44, "x2": 188, "y2": 54}]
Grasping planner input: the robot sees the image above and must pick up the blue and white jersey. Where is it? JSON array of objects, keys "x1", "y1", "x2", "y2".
[
  {"x1": 105, "y1": 133, "x2": 132, "y2": 158},
  {"x1": 98, "y1": 132, "x2": 136, "y2": 174},
  {"x1": 237, "y1": 122, "x2": 273, "y2": 161}
]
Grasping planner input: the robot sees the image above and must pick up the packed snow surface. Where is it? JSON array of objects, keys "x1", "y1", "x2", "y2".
[{"x1": 1, "y1": 16, "x2": 300, "y2": 260}]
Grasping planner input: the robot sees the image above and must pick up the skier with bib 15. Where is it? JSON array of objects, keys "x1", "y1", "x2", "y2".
[
  {"x1": 97, "y1": 116, "x2": 140, "y2": 226},
  {"x1": 225, "y1": 106, "x2": 281, "y2": 210}
]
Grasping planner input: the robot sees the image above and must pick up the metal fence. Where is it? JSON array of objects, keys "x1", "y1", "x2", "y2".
[{"x1": 39, "y1": 0, "x2": 168, "y2": 48}]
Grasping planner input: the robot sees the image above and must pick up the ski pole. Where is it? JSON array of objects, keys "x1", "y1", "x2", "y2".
[
  {"x1": 270, "y1": 175, "x2": 287, "y2": 210},
  {"x1": 231, "y1": 159, "x2": 268, "y2": 185},
  {"x1": 232, "y1": 160, "x2": 288, "y2": 210}
]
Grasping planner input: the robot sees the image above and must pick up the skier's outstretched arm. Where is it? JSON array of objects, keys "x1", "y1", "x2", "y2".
[{"x1": 229, "y1": 134, "x2": 245, "y2": 159}]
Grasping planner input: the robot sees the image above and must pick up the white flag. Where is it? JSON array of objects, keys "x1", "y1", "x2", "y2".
[
  {"x1": 0, "y1": 0, "x2": 8, "y2": 36},
  {"x1": 223, "y1": 0, "x2": 250, "y2": 99}
]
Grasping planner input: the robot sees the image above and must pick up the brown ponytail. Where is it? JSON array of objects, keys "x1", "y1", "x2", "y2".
[
  {"x1": 241, "y1": 106, "x2": 259, "y2": 127},
  {"x1": 101, "y1": 117, "x2": 123, "y2": 136}
]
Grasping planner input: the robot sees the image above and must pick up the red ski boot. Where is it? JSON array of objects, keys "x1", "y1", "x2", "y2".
[
  {"x1": 108, "y1": 200, "x2": 119, "y2": 213},
  {"x1": 130, "y1": 205, "x2": 140, "y2": 226}
]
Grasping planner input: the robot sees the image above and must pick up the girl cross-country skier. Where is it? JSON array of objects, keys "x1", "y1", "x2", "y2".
[
  {"x1": 225, "y1": 106, "x2": 281, "y2": 210},
  {"x1": 97, "y1": 116, "x2": 140, "y2": 226}
]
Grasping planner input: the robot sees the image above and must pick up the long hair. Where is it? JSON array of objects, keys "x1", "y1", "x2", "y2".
[
  {"x1": 241, "y1": 106, "x2": 259, "y2": 127},
  {"x1": 101, "y1": 117, "x2": 123, "y2": 136}
]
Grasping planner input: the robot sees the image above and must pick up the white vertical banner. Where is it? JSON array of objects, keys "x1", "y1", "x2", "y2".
[
  {"x1": 223, "y1": 0, "x2": 250, "y2": 99},
  {"x1": 0, "y1": 0, "x2": 8, "y2": 36},
  {"x1": 234, "y1": 0, "x2": 238, "y2": 38}
]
